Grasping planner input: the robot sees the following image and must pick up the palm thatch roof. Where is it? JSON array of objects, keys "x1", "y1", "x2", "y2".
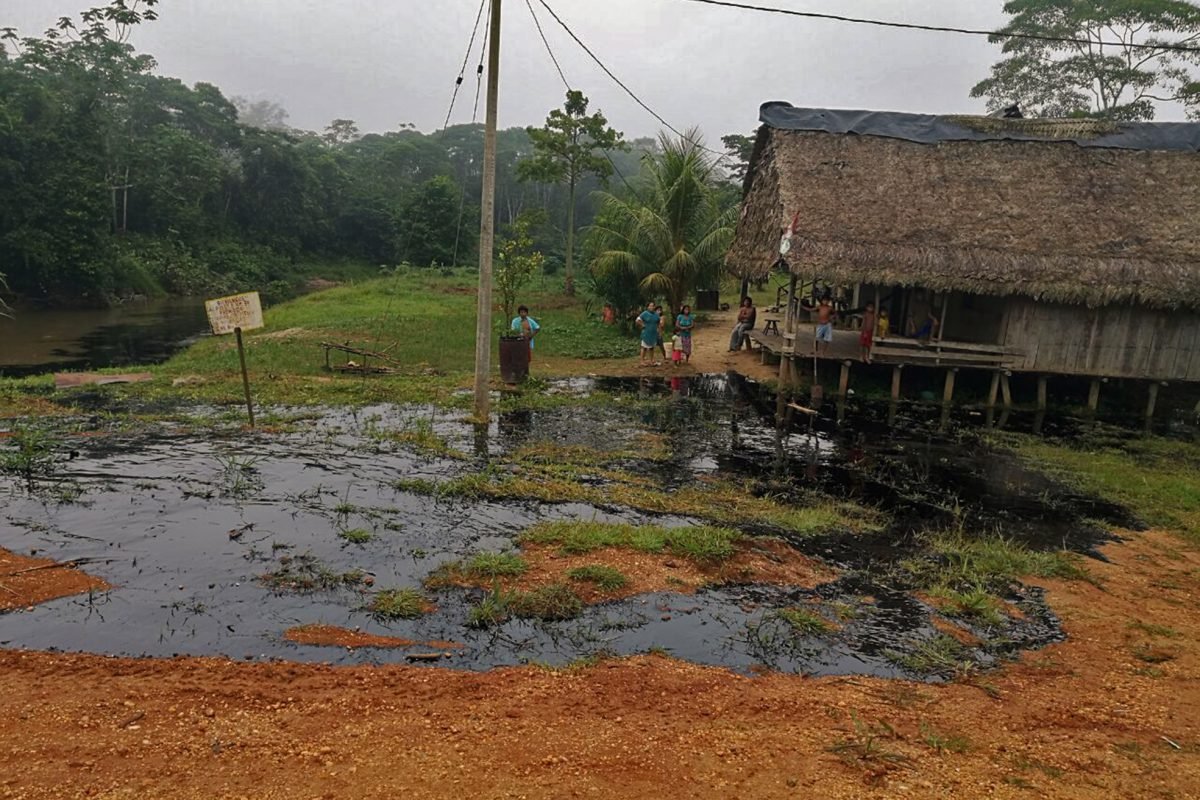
[{"x1": 729, "y1": 104, "x2": 1200, "y2": 309}]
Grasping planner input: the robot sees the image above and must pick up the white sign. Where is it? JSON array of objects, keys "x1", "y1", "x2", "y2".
[{"x1": 205, "y1": 292, "x2": 264, "y2": 336}]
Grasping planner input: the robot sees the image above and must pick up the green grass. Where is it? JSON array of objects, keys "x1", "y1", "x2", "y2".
[
  {"x1": 566, "y1": 565, "x2": 630, "y2": 591},
  {"x1": 906, "y1": 531, "x2": 1089, "y2": 590},
  {"x1": 887, "y1": 634, "x2": 971, "y2": 676},
  {"x1": 777, "y1": 607, "x2": 833, "y2": 635},
  {"x1": 0, "y1": 270, "x2": 639, "y2": 415},
  {"x1": 465, "y1": 582, "x2": 584, "y2": 627},
  {"x1": 1005, "y1": 435, "x2": 1200, "y2": 543},
  {"x1": 520, "y1": 521, "x2": 741, "y2": 564},
  {"x1": 337, "y1": 528, "x2": 373, "y2": 544},
  {"x1": 368, "y1": 588, "x2": 431, "y2": 619},
  {"x1": 424, "y1": 552, "x2": 529, "y2": 589},
  {"x1": 925, "y1": 584, "x2": 1005, "y2": 626}
]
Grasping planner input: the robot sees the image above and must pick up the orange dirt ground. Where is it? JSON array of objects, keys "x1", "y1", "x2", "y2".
[
  {"x1": 440, "y1": 538, "x2": 837, "y2": 604},
  {"x1": 0, "y1": 548, "x2": 109, "y2": 612},
  {"x1": 1, "y1": 530, "x2": 1197, "y2": 799},
  {"x1": 282, "y1": 625, "x2": 463, "y2": 653}
]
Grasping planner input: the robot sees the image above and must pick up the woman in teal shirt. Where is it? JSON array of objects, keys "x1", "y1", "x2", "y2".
[
  {"x1": 636, "y1": 302, "x2": 661, "y2": 367},
  {"x1": 675, "y1": 305, "x2": 694, "y2": 365}
]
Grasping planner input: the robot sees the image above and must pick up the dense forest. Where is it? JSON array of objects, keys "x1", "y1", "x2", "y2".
[{"x1": 0, "y1": 2, "x2": 700, "y2": 308}]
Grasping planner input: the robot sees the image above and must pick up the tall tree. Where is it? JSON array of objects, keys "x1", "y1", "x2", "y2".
[
  {"x1": 972, "y1": 0, "x2": 1200, "y2": 120},
  {"x1": 720, "y1": 132, "x2": 756, "y2": 184},
  {"x1": 518, "y1": 91, "x2": 625, "y2": 296},
  {"x1": 589, "y1": 131, "x2": 735, "y2": 316}
]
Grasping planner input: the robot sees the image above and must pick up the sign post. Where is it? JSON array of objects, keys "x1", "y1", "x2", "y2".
[{"x1": 204, "y1": 292, "x2": 264, "y2": 428}]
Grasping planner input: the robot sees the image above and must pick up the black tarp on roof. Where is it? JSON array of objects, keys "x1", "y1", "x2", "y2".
[{"x1": 759, "y1": 102, "x2": 1200, "y2": 152}]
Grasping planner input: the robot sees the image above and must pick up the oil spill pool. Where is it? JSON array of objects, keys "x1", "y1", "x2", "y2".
[{"x1": 0, "y1": 376, "x2": 1133, "y2": 677}]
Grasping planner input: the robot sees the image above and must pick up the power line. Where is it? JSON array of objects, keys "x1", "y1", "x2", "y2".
[
  {"x1": 676, "y1": 0, "x2": 1200, "y2": 54},
  {"x1": 536, "y1": 0, "x2": 729, "y2": 163},
  {"x1": 471, "y1": 1, "x2": 492, "y2": 123},
  {"x1": 524, "y1": 0, "x2": 644, "y2": 200},
  {"x1": 443, "y1": 0, "x2": 488, "y2": 131}
]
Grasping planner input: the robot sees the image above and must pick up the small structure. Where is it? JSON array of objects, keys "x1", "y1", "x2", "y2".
[{"x1": 730, "y1": 103, "x2": 1200, "y2": 417}]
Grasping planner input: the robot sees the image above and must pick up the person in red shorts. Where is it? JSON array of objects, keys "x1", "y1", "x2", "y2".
[{"x1": 859, "y1": 301, "x2": 876, "y2": 363}]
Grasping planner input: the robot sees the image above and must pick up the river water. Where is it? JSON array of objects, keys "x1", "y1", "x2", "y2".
[{"x1": 0, "y1": 298, "x2": 209, "y2": 377}]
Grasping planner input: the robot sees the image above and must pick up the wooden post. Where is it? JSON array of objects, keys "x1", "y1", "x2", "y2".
[
  {"x1": 1036, "y1": 375, "x2": 1048, "y2": 411},
  {"x1": 937, "y1": 292, "x2": 950, "y2": 343},
  {"x1": 1087, "y1": 379, "x2": 1101, "y2": 413},
  {"x1": 890, "y1": 365, "x2": 903, "y2": 401},
  {"x1": 1145, "y1": 382, "x2": 1160, "y2": 425},
  {"x1": 1000, "y1": 372, "x2": 1013, "y2": 409},
  {"x1": 942, "y1": 368, "x2": 957, "y2": 406},
  {"x1": 987, "y1": 371, "x2": 1001, "y2": 409},
  {"x1": 234, "y1": 327, "x2": 255, "y2": 428},
  {"x1": 838, "y1": 360, "x2": 852, "y2": 398},
  {"x1": 851, "y1": 284, "x2": 861, "y2": 327},
  {"x1": 472, "y1": 0, "x2": 503, "y2": 421}
]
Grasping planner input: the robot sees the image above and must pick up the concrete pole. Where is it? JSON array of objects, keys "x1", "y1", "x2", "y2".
[{"x1": 472, "y1": 0, "x2": 503, "y2": 421}]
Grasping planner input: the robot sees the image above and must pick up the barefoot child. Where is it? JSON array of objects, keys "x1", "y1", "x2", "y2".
[
  {"x1": 675, "y1": 305, "x2": 694, "y2": 364},
  {"x1": 671, "y1": 333, "x2": 684, "y2": 367},
  {"x1": 859, "y1": 302, "x2": 876, "y2": 363},
  {"x1": 813, "y1": 296, "x2": 834, "y2": 355}
]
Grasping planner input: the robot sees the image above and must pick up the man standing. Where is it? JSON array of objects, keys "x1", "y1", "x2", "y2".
[{"x1": 511, "y1": 305, "x2": 540, "y2": 362}]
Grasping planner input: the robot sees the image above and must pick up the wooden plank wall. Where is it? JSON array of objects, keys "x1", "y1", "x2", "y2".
[{"x1": 1002, "y1": 298, "x2": 1200, "y2": 381}]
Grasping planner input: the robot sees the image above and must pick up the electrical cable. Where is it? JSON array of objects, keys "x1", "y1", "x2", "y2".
[
  {"x1": 675, "y1": 0, "x2": 1200, "y2": 54},
  {"x1": 524, "y1": 0, "x2": 644, "y2": 201},
  {"x1": 536, "y1": 0, "x2": 729, "y2": 163},
  {"x1": 453, "y1": 0, "x2": 493, "y2": 267},
  {"x1": 443, "y1": 0, "x2": 489, "y2": 131}
]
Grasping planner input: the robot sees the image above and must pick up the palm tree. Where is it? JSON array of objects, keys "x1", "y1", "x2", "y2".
[{"x1": 588, "y1": 131, "x2": 734, "y2": 316}]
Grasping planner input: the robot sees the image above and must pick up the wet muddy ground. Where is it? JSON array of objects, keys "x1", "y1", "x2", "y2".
[{"x1": 0, "y1": 375, "x2": 1149, "y2": 678}]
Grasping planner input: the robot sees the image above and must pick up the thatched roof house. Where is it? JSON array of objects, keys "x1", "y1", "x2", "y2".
[
  {"x1": 732, "y1": 103, "x2": 1200, "y2": 310},
  {"x1": 731, "y1": 104, "x2": 1200, "y2": 383}
]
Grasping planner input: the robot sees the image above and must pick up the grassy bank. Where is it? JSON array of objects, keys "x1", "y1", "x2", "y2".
[
  {"x1": 1002, "y1": 434, "x2": 1200, "y2": 543},
  {"x1": 0, "y1": 270, "x2": 638, "y2": 415}
]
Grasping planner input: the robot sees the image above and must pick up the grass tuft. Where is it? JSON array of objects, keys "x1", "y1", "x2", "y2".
[
  {"x1": 368, "y1": 588, "x2": 431, "y2": 619},
  {"x1": 337, "y1": 528, "x2": 372, "y2": 544},
  {"x1": 777, "y1": 607, "x2": 833, "y2": 635},
  {"x1": 425, "y1": 552, "x2": 528, "y2": 589},
  {"x1": 520, "y1": 521, "x2": 740, "y2": 564},
  {"x1": 567, "y1": 565, "x2": 630, "y2": 591}
]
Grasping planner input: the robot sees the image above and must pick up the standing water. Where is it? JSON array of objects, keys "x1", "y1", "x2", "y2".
[{"x1": 0, "y1": 298, "x2": 209, "y2": 377}]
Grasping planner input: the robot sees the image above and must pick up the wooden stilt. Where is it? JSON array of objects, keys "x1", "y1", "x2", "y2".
[
  {"x1": 890, "y1": 365, "x2": 903, "y2": 401},
  {"x1": 942, "y1": 368, "x2": 958, "y2": 406},
  {"x1": 1036, "y1": 375, "x2": 1048, "y2": 411},
  {"x1": 987, "y1": 371, "x2": 1001, "y2": 409},
  {"x1": 1000, "y1": 372, "x2": 1013, "y2": 409},
  {"x1": 1087, "y1": 379, "x2": 1101, "y2": 413},
  {"x1": 838, "y1": 360, "x2": 852, "y2": 398},
  {"x1": 1146, "y1": 382, "x2": 1160, "y2": 424}
]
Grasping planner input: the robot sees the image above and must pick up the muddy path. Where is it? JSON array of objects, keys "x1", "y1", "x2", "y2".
[{"x1": 0, "y1": 375, "x2": 1151, "y2": 677}]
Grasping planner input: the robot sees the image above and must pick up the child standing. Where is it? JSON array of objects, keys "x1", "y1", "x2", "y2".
[
  {"x1": 671, "y1": 333, "x2": 684, "y2": 367},
  {"x1": 859, "y1": 302, "x2": 876, "y2": 363},
  {"x1": 877, "y1": 308, "x2": 890, "y2": 341}
]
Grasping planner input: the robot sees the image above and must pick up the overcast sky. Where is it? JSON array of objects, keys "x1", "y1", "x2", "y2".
[{"x1": 4, "y1": 1, "x2": 1059, "y2": 139}]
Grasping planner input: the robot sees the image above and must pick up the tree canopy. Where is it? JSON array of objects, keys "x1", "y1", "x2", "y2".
[
  {"x1": 972, "y1": 0, "x2": 1200, "y2": 120},
  {"x1": 0, "y1": 2, "x2": 656, "y2": 307}
]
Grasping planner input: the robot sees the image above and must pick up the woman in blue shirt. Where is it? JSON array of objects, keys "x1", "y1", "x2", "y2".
[
  {"x1": 511, "y1": 305, "x2": 540, "y2": 361},
  {"x1": 636, "y1": 301, "x2": 661, "y2": 367}
]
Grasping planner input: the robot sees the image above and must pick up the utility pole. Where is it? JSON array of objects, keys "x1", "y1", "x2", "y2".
[{"x1": 473, "y1": 0, "x2": 502, "y2": 420}]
